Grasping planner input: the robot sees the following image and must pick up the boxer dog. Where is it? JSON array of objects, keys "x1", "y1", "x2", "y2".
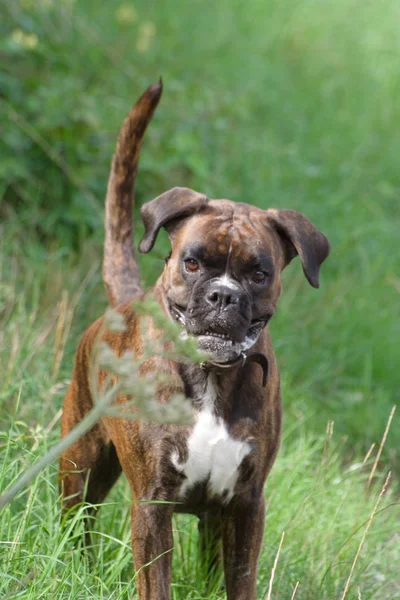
[{"x1": 60, "y1": 81, "x2": 330, "y2": 600}]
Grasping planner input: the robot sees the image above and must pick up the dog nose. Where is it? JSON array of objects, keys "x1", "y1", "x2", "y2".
[{"x1": 206, "y1": 285, "x2": 240, "y2": 309}]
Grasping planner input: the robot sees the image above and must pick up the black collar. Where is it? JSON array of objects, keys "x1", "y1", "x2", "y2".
[{"x1": 200, "y1": 351, "x2": 269, "y2": 387}]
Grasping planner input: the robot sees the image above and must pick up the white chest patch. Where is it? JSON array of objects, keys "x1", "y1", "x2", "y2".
[{"x1": 171, "y1": 379, "x2": 251, "y2": 503}]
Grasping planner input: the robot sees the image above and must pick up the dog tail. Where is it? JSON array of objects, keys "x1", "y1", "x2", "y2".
[{"x1": 103, "y1": 80, "x2": 163, "y2": 306}]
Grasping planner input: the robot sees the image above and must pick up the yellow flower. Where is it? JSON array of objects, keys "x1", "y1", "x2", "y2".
[
  {"x1": 23, "y1": 33, "x2": 38, "y2": 49},
  {"x1": 10, "y1": 29, "x2": 38, "y2": 50},
  {"x1": 141, "y1": 22, "x2": 156, "y2": 38},
  {"x1": 136, "y1": 21, "x2": 156, "y2": 54},
  {"x1": 116, "y1": 4, "x2": 137, "y2": 25},
  {"x1": 11, "y1": 29, "x2": 25, "y2": 44},
  {"x1": 136, "y1": 36, "x2": 149, "y2": 53}
]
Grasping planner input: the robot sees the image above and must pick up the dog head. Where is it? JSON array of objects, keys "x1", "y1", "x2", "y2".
[{"x1": 139, "y1": 187, "x2": 330, "y2": 362}]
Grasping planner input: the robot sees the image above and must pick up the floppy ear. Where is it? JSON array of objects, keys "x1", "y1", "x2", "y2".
[
  {"x1": 266, "y1": 209, "x2": 330, "y2": 288},
  {"x1": 138, "y1": 187, "x2": 209, "y2": 253}
]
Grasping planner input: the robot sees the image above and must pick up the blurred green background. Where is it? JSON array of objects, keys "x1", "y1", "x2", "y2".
[
  {"x1": 2, "y1": 0, "x2": 398, "y2": 455},
  {"x1": 1, "y1": 0, "x2": 399, "y2": 597}
]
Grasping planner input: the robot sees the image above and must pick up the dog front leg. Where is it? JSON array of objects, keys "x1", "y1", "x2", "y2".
[
  {"x1": 131, "y1": 502, "x2": 173, "y2": 600},
  {"x1": 221, "y1": 495, "x2": 265, "y2": 600}
]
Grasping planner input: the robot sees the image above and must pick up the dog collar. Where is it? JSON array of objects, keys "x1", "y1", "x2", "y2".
[{"x1": 200, "y1": 351, "x2": 269, "y2": 387}]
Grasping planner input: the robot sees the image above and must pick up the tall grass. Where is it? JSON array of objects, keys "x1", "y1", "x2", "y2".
[{"x1": 1, "y1": 346, "x2": 398, "y2": 598}]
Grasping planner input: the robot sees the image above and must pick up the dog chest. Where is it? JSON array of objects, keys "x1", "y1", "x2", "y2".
[{"x1": 171, "y1": 379, "x2": 251, "y2": 503}]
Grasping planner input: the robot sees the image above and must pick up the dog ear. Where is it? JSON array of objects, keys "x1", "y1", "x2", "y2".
[
  {"x1": 138, "y1": 187, "x2": 209, "y2": 253},
  {"x1": 265, "y1": 209, "x2": 330, "y2": 288}
]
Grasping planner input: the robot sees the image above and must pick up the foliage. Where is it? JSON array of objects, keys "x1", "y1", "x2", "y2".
[{"x1": 1, "y1": 0, "x2": 399, "y2": 450}]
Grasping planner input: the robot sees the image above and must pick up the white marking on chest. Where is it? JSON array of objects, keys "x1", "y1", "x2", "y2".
[{"x1": 171, "y1": 378, "x2": 251, "y2": 503}]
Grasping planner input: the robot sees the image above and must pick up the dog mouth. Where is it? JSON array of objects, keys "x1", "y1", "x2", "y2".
[
  {"x1": 168, "y1": 301, "x2": 267, "y2": 362},
  {"x1": 197, "y1": 320, "x2": 265, "y2": 355}
]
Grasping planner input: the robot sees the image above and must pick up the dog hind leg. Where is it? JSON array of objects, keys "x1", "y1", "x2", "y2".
[{"x1": 59, "y1": 381, "x2": 122, "y2": 543}]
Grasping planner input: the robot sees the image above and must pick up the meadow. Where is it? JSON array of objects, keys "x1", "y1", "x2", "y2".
[{"x1": 0, "y1": 0, "x2": 399, "y2": 598}]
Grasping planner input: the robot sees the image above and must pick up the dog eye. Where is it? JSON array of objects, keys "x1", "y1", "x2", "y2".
[
  {"x1": 184, "y1": 258, "x2": 200, "y2": 273},
  {"x1": 252, "y1": 270, "x2": 268, "y2": 284}
]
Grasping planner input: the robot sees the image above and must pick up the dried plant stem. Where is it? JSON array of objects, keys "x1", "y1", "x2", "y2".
[
  {"x1": 340, "y1": 472, "x2": 391, "y2": 600},
  {"x1": 290, "y1": 581, "x2": 299, "y2": 600},
  {"x1": 362, "y1": 443, "x2": 375, "y2": 465},
  {"x1": 266, "y1": 531, "x2": 285, "y2": 600},
  {"x1": 31, "y1": 409, "x2": 63, "y2": 453},
  {"x1": 367, "y1": 406, "x2": 396, "y2": 489},
  {"x1": 6, "y1": 488, "x2": 34, "y2": 569},
  {"x1": 52, "y1": 263, "x2": 99, "y2": 379},
  {"x1": 52, "y1": 290, "x2": 68, "y2": 376}
]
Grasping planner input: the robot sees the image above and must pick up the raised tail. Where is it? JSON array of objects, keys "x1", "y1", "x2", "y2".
[{"x1": 103, "y1": 81, "x2": 163, "y2": 306}]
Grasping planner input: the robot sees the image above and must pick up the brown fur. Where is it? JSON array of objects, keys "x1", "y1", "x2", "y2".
[{"x1": 60, "y1": 82, "x2": 330, "y2": 600}]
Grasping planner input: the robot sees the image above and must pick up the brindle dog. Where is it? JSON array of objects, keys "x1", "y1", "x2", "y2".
[{"x1": 60, "y1": 81, "x2": 330, "y2": 600}]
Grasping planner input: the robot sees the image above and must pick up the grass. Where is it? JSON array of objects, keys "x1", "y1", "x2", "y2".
[
  {"x1": 0, "y1": 350, "x2": 398, "y2": 599},
  {"x1": 1, "y1": 0, "x2": 399, "y2": 597}
]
